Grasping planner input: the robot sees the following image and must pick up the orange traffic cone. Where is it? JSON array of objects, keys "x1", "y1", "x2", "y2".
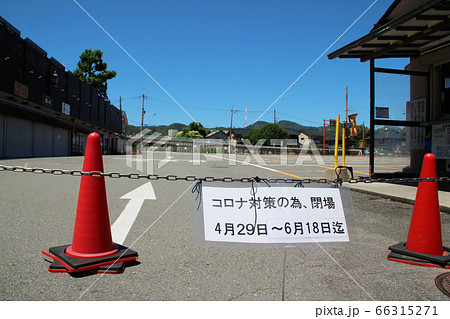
[
  {"x1": 42, "y1": 132, "x2": 138, "y2": 274},
  {"x1": 388, "y1": 153, "x2": 450, "y2": 268}
]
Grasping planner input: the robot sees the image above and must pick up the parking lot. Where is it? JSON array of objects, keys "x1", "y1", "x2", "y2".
[{"x1": 1, "y1": 152, "x2": 449, "y2": 302}]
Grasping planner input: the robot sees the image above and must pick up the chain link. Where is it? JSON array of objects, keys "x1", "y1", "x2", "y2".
[{"x1": 1, "y1": 164, "x2": 449, "y2": 184}]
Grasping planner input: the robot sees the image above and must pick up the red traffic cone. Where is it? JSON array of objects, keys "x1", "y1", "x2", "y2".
[
  {"x1": 66, "y1": 132, "x2": 117, "y2": 258},
  {"x1": 405, "y1": 153, "x2": 442, "y2": 255},
  {"x1": 388, "y1": 153, "x2": 450, "y2": 268},
  {"x1": 42, "y1": 132, "x2": 138, "y2": 274}
]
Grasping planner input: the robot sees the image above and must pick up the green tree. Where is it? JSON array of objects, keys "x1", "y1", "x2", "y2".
[
  {"x1": 182, "y1": 122, "x2": 208, "y2": 137},
  {"x1": 184, "y1": 130, "x2": 203, "y2": 138},
  {"x1": 74, "y1": 49, "x2": 117, "y2": 98},
  {"x1": 355, "y1": 124, "x2": 370, "y2": 144},
  {"x1": 244, "y1": 124, "x2": 289, "y2": 146}
]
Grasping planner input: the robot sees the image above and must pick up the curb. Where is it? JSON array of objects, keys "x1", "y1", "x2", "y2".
[{"x1": 348, "y1": 187, "x2": 450, "y2": 214}]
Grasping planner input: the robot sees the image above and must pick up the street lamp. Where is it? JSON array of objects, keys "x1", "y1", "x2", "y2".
[
  {"x1": 141, "y1": 110, "x2": 157, "y2": 133},
  {"x1": 143, "y1": 112, "x2": 157, "y2": 127}
]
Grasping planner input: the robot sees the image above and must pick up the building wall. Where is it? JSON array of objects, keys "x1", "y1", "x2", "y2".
[
  {"x1": 0, "y1": 114, "x2": 4, "y2": 158},
  {"x1": 1, "y1": 114, "x2": 70, "y2": 158},
  {"x1": 33, "y1": 122, "x2": 53, "y2": 157},
  {"x1": 5, "y1": 116, "x2": 33, "y2": 158},
  {"x1": 298, "y1": 132, "x2": 309, "y2": 145},
  {"x1": 0, "y1": 16, "x2": 125, "y2": 159},
  {"x1": 409, "y1": 47, "x2": 450, "y2": 174},
  {"x1": 52, "y1": 126, "x2": 70, "y2": 157}
]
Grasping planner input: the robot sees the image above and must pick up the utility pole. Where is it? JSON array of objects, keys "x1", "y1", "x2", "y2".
[
  {"x1": 119, "y1": 96, "x2": 122, "y2": 135},
  {"x1": 344, "y1": 86, "x2": 348, "y2": 156},
  {"x1": 229, "y1": 105, "x2": 238, "y2": 133},
  {"x1": 141, "y1": 93, "x2": 145, "y2": 134},
  {"x1": 244, "y1": 105, "x2": 247, "y2": 129},
  {"x1": 362, "y1": 120, "x2": 365, "y2": 149},
  {"x1": 229, "y1": 106, "x2": 238, "y2": 151},
  {"x1": 273, "y1": 109, "x2": 277, "y2": 153},
  {"x1": 323, "y1": 119, "x2": 326, "y2": 156},
  {"x1": 345, "y1": 86, "x2": 348, "y2": 123}
]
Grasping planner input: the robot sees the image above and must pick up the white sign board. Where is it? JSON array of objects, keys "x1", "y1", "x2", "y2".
[
  {"x1": 432, "y1": 123, "x2": 450, "y2": 159},
  {"x1": 200, "y1": 186, "x2": 349, "y2": 244},
  {"x1": 62, "y1": 102, "x2": 70, "y2": 116},
  {"x1": 406, "y1": 98, "x2": 426, "y2": 150}
]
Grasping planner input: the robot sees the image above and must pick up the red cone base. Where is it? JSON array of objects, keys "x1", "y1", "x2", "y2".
[
  {"x1": 388, "y1": 243, "x2": 450, "y2": 269},
  {"x1": 43, "y1": 132, "x2": 139, "y2": 274},
  {"x1": 388, "y1": 153, "x2": 449, "y2": 268},
  {"x1": 48, "y1": 260, "x2": 126, "y2": 274},
  {"x1": 42, "y1": 244, "x2": 138, "y2": 273},
  {"x1": 65, "y1": 244, "x2": 118, "y2": 258}
]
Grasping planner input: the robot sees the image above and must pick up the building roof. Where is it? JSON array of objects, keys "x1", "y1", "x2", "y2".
[
  {"x1": 285, "y1": 128, "x2": 300, "y2": 135},
  {"x1": 299, "y1": 129, "x2": 322, "y2": 137},
  {"x1": 205, "y1": 130, "x2": 228, "y2": 138},
  {"x1": 328, "y1": 0, "x2": 450, "y2": 62},
  {"x1": 231, "y1": 128, "x2": 251, "y2": 136}
]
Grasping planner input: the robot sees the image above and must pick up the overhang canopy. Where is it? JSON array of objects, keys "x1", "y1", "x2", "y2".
[{"x1": 328, "y1": 0, "x2": 450, "y2": 61}]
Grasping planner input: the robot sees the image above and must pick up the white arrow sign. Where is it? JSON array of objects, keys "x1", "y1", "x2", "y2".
[{"x1": 111, "y1": 181, "x2": 156, "y2": 245}]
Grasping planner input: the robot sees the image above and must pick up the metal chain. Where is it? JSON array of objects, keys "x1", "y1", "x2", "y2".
[{"x1": 1, "y1": 164, "x2": 449, "y2": 184}]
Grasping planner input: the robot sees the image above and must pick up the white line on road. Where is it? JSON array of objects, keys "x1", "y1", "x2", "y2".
[{"x1": 111, "y1": 181, "x2": 156, "y2": 245}]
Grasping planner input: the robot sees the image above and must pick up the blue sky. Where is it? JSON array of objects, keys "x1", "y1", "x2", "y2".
[{"x1": 1, "y1": 0, "x2": 411, "y2": 129}]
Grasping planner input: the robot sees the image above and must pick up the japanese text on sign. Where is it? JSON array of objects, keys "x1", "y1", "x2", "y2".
[{"x1": 200, "y1": 186, "x2": 349, "y2": 244}]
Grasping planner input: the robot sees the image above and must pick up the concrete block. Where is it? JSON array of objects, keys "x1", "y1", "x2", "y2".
[{"x1": 325, "y1": 167, "x2": 351, "y2": 181}]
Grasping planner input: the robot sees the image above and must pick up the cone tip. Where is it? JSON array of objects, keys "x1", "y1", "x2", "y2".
[
  {"x1": 88, "y1": 132, "x2": 100, "y2": 141},
  {"x1": 424, "y1": 153, "x2": 435, "y2": 160}
]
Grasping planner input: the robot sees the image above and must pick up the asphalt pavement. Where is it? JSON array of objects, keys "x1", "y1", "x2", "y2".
[{"x1": 0, "y1": 152, "x2": 449, "y2": 301}]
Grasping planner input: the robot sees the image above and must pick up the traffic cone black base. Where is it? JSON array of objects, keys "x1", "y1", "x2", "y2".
[
  {"x1": 387, "y1": 154, "x2": 448, "y2": 269},
  {"x1": 42, "y1": 244, "x2": 138, "y2": 273},
  {"x1": 48, "y1": 260, "x2": 126, "y2": 274},
  {"x1": 388, "y1": 242, "x2": 450, "y2": 269}
]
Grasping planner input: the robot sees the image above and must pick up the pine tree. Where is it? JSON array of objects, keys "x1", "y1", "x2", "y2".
[{"x1": 74, "y1": 49, "x2": 117, "y2": 98}]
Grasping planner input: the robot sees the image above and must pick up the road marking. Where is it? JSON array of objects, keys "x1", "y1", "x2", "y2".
[
  {"x1": 209, "y1": 154, "x2": 372, "y2": 179},
  {"x1": 273, "y1": 170, "x2": 303, "y2": 179},
  {"x1": 111, "y1": 181, "x2": 156, "y2": 245}
]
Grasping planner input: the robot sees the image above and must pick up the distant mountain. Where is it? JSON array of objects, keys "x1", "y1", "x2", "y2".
[
  {"x1": 246, "y1": 120, "x2": 318, "y2": 132},
  {"x1": 149, "y1": 123, "x2": 186, "y2": 136},
  {"x1": 125, "y1": 120, "x2": 333, "y2": 137},
  {"x1": 246, "y1": 121, "x2": 269, "y2": 129},
  {"x1": 125, "y1": 123, "x2": 187, "y2": 136}
]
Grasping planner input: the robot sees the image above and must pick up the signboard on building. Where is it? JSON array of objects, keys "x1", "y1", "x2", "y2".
[
  {"x1": 62, "y1": 102, "x2": 70, "y2": 116},
  {"x1": 375, "y1": 107, "x2": 389, "y2": 119},
  {"x1": 42, "y1": 94, "x2": 53, "y2": 108},
  {"x1": 406, "y1": 98, "x2": 426, "y2": 150},
  {"x1": 432, "y1": 123, "x2": 450, "y2": 159},
  {"x1": 13, "y1": 81, "x2": 28, "y2": 99}
]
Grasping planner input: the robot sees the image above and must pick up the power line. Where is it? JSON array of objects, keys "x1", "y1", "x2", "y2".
[
  {"x1": 251, "y1": 0, "x2": 379, "y2": 125},
  {"x1": 72, "y1": 0, "x2": 196, "y2": 123},
  {"x1": 116, "y1": 92, "x2": 325, "y2": 127}
]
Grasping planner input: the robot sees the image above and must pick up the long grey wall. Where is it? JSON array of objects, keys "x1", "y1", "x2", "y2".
[
  {"x1": 1, "y1": 115, "x2": 70, "y2": 158},
  {"x1": 0, "y1": 114, "x2": 4, "y2": 158}
]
